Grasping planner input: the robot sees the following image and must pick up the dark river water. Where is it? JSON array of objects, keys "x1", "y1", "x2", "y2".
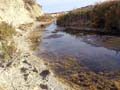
[{"x1": 38, "y1": 22, "x2": 120, "y2": 73}]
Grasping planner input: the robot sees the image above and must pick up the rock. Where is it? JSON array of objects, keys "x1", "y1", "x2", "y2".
[
  {"x1": 40, "y1": 84, "x2": 48, "y2": 90},
  {"x1": 23, "y1": 73, "x2": 29, "y2": 81},
  {"x1": 20, "y1": 67, "x2": 28, "y2": 73},
  {"x1": 40, "y1": 70, "x2": 50, "y2": 79}
]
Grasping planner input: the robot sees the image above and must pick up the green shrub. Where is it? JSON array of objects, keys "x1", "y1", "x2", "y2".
[
  {"x1": 57, "y1": 0, "x2": 120, "y2": 34},
  {"x1": 57, "y1": 6, "x2": 92, "y2": 27},
  {"x1": 91, "y1": 0, "x2": 120, "y2": 30}
]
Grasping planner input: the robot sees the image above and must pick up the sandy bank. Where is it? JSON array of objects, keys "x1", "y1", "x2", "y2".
[{"x1": 0, "y1": 21, "x2": 78, "y2": 90}]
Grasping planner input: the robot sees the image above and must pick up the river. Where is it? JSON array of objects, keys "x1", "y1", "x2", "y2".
[
  {"x1": 36, "y1": 22, "x2": 120, "y2": 89},
  {"x1": 37, "y1": 21, "x2": 120, "y2": 72}
]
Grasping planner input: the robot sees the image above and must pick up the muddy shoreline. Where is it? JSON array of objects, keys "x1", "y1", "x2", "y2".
[{"x1": 38, "y1": 50, "x2": 120, "y2": 90}]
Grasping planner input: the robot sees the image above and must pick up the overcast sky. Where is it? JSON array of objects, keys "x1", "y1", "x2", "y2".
[{"x1": 36, "y1": 0, "x2": 106, "y2": 13}]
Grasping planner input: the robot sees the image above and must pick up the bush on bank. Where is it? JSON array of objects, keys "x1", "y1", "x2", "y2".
[{"x1": 57, "y1": 0, "x2": 120, "y2": 34}]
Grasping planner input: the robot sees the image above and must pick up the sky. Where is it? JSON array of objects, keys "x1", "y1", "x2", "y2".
[{"x1": 36, "y1": 0, "x2": 106, "y2": 13}]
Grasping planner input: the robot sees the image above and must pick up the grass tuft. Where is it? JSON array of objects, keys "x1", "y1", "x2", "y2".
[{"x1": 0, "y1": 22, "x2": 16, "y2": 60}]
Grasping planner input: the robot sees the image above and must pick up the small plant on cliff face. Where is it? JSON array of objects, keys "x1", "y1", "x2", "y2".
[
  {"x1": 23, "y1": 0, "x2": 35, "y2": 5},
  {"x1": 0, "y1": 22, "x2": 15, "y2": 41},
  {"x1": 0, "y1": 22, "x2": 16, "y2": 60}
]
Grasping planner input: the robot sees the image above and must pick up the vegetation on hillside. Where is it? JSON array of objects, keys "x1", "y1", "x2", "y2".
[
  {"x1": 57, "y1": 0, "x2": 120, "y2": 34},
  {"x1": 36, "y1": 14, "x2": 54, "y2": 22},
  {"x1": 23, "y1": 0, "x2": 35, "y2": 5},
  {"x1": 0, "y1": 22, "x2": 16, "y2": 60}
]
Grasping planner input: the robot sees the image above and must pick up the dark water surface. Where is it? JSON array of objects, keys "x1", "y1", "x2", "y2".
[{"x1": 38, "y1": 22, "x2": 120, "y2": 73}]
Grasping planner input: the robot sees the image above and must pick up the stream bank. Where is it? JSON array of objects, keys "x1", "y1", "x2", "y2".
[{"x1": 0, "y1": 21, "x2": 78, "y2": 90}]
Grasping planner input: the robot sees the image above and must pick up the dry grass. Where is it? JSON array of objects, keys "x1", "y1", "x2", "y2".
[
  {"x1": 0, "y1": 22, "x2": 16, "y2": 60},
  {"x1": 18, "y1": 23, "x2": 33, "y2": 31},
  {"x1": 0, "y1": 22, "x2": 15, "y2": 41},
  {"x1": 27, "y1": 28, "x2": 43, "y2": 50},
  {"x1": 36, "y1": 14, "x2": 54, "y2": 22},
  {"x1": 114, "y1": 80, "x2": 120, "y2": 90}
]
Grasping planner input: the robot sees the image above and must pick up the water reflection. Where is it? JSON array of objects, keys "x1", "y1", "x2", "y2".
[
  {"x1": 63, "y1": 29, "x2": 120, "y2": 53},
  {"x1": 38, "y1": 22, "x2": 120, "y2": 72}
]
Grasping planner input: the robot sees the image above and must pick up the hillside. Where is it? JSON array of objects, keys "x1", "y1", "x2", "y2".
[
  {"x1": 57, "y1": 0, "x2": 120, "y2": 34},
  {"x1": 0, "y1": 0, "x2": 43, "y2": 26}
]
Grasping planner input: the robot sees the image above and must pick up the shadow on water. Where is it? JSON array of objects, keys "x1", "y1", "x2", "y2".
[{"x1": 63, "y1": 29, "x2": 120, "y2": 53}]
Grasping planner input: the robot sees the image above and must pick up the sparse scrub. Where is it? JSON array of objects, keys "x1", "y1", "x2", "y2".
[
  {"x1": 0, "y1": 22, "x2": 16, "y2": 60},
  {"x1": 36, "y1": 14, "x2": 54, "y2": 22},
  {"x1": 19, "y1": 23, "x2": 33, "y2": 31},
  {"x1": 0, "y1": 22, "x2": 15, "y2": 41},
  {"x1": 23, "y1": 0, "x2": 35, "y2": 5},
  {"x1": 27, "y1": 28, "x2": 43, "y2": 50}
]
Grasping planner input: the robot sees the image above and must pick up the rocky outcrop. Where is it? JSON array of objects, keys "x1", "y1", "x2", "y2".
[{"x1": 0, "y1": 0, "x2": 43, "y2": 26}]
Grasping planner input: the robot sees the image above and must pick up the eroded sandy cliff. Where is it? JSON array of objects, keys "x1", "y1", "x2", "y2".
[{"x1": 0, "y1": 0, "x2": 43, "y2": 26}]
